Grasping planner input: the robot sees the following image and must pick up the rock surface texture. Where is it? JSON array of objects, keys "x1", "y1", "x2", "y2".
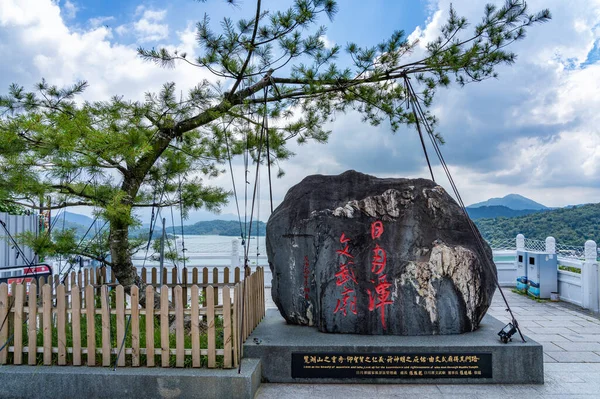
[{"x1": 266, "y1": 170, "x2": 496, "y2": 335}]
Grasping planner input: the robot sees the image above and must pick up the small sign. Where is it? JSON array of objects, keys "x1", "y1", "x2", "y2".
[
  {"x1": 291, "y1": 352, "x2": 492, "y2": 379},
  {"x1": 0, "y1": 264, "x2": 53, "y2": 295}
]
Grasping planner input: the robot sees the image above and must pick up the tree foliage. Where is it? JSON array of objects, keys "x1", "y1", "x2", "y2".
[
  {"x1": 140, "y1": 0, "x2": 550, "y2": 142},
  {"x1": 0, "y1": 200, "x2": 26, "y2": 215},
  {"x1": 0, "y1": 0, "x2": 550, "y2": 289},
  {"x1": 0, "y1": 81, "x2": 229, "y2": 279}
]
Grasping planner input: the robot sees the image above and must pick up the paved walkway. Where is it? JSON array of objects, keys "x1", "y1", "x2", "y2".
[{"x1": 256, "y1": 289, "x2": 600, "y2": 398}]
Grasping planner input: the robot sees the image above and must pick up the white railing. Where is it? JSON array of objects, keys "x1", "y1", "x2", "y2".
[
  {"x1": 487, "y1": 238, "x2": 516, "y2": 251},
  {"x1": 492, "y1": 249, "x2": 518, "y2": 286},
  {"x1": 490, "y1": 234, "x2": 599, "y2": 312},
  {"x1": 524, "y1": 238, "x2": 547, "y2": 252},
  {"x1": 557, "y1": 258, "x2": 584, "y2": 307}
]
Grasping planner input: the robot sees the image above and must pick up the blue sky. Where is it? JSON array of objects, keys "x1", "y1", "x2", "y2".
[
  {"x1": 1, "y1": 0, "x2": 600, "y2": 223},
  {"x1": 65, "y1": 0, "x2": 428, "y2": 43}
]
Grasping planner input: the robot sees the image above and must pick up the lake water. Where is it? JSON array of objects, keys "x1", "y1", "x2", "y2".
[
  {"x1": 170, "y1": 235, "x2": 514, "y2": 262},
  {"x1": 178, "y1": 235, "x2": 266, "y2": 255},
  {"x1": 132, "y1": 235, "x2": 267, "y2": 268},
  {"x1": 133, "y1": 234, "x2": 515, "y2": 268}
]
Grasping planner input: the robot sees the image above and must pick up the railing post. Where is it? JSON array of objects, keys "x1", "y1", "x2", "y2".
[
  {"x1": 231, "y1": 239, "x2": 240, "y2": 268},
  {"x1": 545, "y1": 236, "x2": 556, "y2": 255},
  {"x1": 516, "y1": 234, "x2": 525, "y2": 251},
  {"x1": 582, "y1": 240, "x2": 598, "y2": 312}
]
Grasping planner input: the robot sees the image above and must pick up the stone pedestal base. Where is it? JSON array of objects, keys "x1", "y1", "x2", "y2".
[{"x1": 244, "y1": 309, "x2": 543, "y2": 384}]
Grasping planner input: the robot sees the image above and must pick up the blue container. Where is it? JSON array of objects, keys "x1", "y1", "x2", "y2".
[
  {"x1": 516, "y1": 250, "x2": 528, "y2": 292},
  {"x1": 526, "y1": 251, "x2": 557, "y2": 299}
]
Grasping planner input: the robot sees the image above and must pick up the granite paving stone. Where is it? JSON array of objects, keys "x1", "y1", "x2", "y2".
[
  {"x1": 549, "y1": 373, "x2": 586, "y2": 383},
  {"x1": 435, "y1": 384, "x2": 509, "y2": 394},
  {"x1": 555, "y1": 342, "x2": 600, "y2": 351},
  {"x1": 570, "y1": 321, "x2": 600, "y2": 329},
  {"x1": 515, "y1": 320, "x2": 545, "y2": 327},
  {"x1": 546, "y1": 315, "x2": 592, "y2": 321},
  {"x1": 536, "y1": 320, "x2": 585, "y2": 328},
  {"x1": 527, "y1": 334, "x2": 571, "y2": 342},
  {"x1": 546, "y1": 351, "x2": 600, "y2": 363},
  {"x1": 542, "y1": 342, "x2": 568, "y2": 352},
  {"x1": 559, "y1": 334, "x2": 600, "y2": 342},
  {"x1": 375, "y1": 384, "x2": 442, "y2": 395},
  {"x1": 544, "y1": 353, "x2": 558, "y2": 362},
  {"x1": 530, "y1": 327, "x2": 577, "y2": 335}
]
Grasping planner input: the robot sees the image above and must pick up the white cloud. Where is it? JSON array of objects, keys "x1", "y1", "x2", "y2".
[
  {"x1": 320, "y1": 35, "x2": 334, "y2": 49},
  {"x1": 358, "y1": 0, "x2": 600, "y2": 208},
  {"x1": 115, "y1": 24, "x2": 129, "y2": 36},
  {"x1": 235, "y1": 0, "x2": 600, "y2": 213},
  {"x1": 1, "y1": 0, "x2": 600, "y2": 221},
  {"x1": 62, "y1": 0, "x2": 77, "y2": 19},
  {"x1": 0, "y1": 0, "x2": 211, "y2": 102},
  {"x1": 133, "y1": 8, "x2": 169, "y2": 42},
  {"x1": 89, "y1": 16, "x2": 115, "y2": 29}
]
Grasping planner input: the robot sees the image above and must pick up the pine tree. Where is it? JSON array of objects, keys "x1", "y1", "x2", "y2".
[{"x1": 0, "y1": 0, "x2": 550, "y2": 295}]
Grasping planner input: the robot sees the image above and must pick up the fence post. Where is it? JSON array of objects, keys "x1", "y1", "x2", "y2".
[
  {"x1": 516, "y1": 234, "x2": 525, "y2": 251},
  {"x1": 545, "y1": 236, "x2": 556, "y2": 255},
  {"x1": 582, "y1": 240, "x2": 599, "y2": 312},
  {"x1": 231, "y1": 239, "x2": 240, "y2": 268}
]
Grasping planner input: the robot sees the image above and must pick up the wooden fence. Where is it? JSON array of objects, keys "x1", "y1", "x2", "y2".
[
  {"x1": 29, "y1": 265, "x2": 248, "y2": 292},
  {"x1": 0, "y1": 267, "x2": 265, "y2": 368}
]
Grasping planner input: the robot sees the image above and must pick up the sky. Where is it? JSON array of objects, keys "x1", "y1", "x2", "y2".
[{"x1": 1, "y1": 0, "x2": 599, "y2": 223}]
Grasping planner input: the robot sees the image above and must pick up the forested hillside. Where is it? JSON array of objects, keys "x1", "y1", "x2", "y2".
[
  {"x1": 59, "y1": 219, "x2": 266, "y2": 239},
  {"x1": 466, "y1": 206, "x2": 543, "y2": 219},
  {"x1": 474, "y1": 203, "x2": 600, "y2": 246},
  {"x1": 182, "y1": 220, "x2": 266, "y2": 237}
]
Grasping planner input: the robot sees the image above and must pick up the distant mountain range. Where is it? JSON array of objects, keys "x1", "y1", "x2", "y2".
[
  {"x1": 50, "y1": 211, "x2": 104, "y2": 238},
  {"x1": 53, "y1": 211, "x2": 265, "y2": 238},
  {"x1": 61, "y1": 211, "x2": 97, "y2": 226},
  {"x1": 51, "y1": 193, "x2": 598, "y2": 246},
  {"x1": 466, "y1": 206, "x2": 543, "y2": 220},
  {"x1": 474, "y1": 203, "x2": 600, "y2": 246},
  {"x1": 468, "y1": 194, "x2": 548, "y2": 211},
  {"x1": 465, "y1": 194, "x2": 599, "y2": 245},
  {"x1": 133, "y1": 220, "x2": 266, "y2": 239}
]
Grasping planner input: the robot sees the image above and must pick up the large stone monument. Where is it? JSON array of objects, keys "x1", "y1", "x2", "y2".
[{"x1": 266, "y1": 170, "x2": 496, "y2": 335}]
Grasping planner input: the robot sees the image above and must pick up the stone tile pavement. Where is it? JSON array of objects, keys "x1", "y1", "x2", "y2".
[{"x1": 256, "y1": 288, "x2": 600, "y2": 398}]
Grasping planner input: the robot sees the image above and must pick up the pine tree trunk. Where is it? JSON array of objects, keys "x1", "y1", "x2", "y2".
[
  {"x1": 109, "y1": 221, "x2": 159, "y2": 308},
  {"x1": 109, "y1": 221, "x2": 198, "y2": 330}
]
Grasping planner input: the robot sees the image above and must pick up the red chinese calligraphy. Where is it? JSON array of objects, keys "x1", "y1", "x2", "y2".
[
  {"x1": 368, "y1": 221, "x2": 393, "y2": 329},
  {"x1": 371, "y1": 244, "x2": 387, "y2": 274},
  {"x1": 335, "y1": 262, "x2": 357, "y2": 286},
  {"x1": 371, "y1": 221, "x2": 384, "y2": 240},
  {"x1": 335, "y1": 244, "x2": 354, "y2": 259},
  {"x1": 334, "y1": 232, "x2": 357, "y2": 317},
  {"x1": 368, "y1": 274, "x2": 393, "y2": 328},
  {"x1": 303, "y1": 256, "x2": 310, "y2": 299},
  {"x1": 334, "y1": 286, "x2": 357, "y2": 316}
]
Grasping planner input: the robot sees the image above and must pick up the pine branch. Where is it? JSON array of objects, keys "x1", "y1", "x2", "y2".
[
  {"x1": 7, "y1": 200, "x2": 94, "y2": 210},
  {"x1": 229, "y1": 0, "x2": 262, "y2": 97}
]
